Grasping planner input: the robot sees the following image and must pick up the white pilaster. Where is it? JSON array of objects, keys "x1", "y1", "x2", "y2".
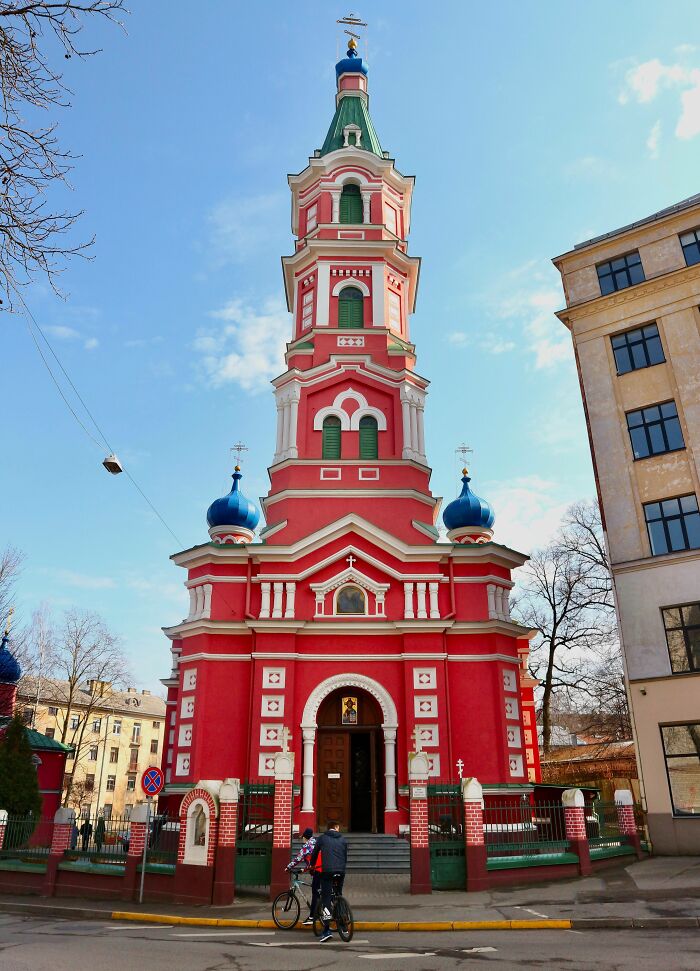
[
  {"x1": 275, "y1": 401, "x2": 284, "y2": 460},
  {"x1": 404, "y1": 582, "x2": 415, "y2": 620},
  {"x1": 301, "y1": 728, "x2": 316, "y2": 812},
  {"x1": 384, "y1": 727, "x2": 397, "y2": 812},
  {"x1": 260, "y1": 582, "x2": 271, "y2": 619},
  {"x1": 371, "y1": 263, "x2": 385, "y2": 326},
  {"x1": 487, "y1": 584, "x2": 496, "y2": 619},
  {"x1": 416, "y1": 406, "x2": 426, "y2": 460},
  {"x1": 187, "y1": 588, "x2": 196, "y2": 620},
  {"x1": 202, "y1": 583, "x2": 212, "y2": 619},
  {"x1": 282, "y1": 402, "x2": 291, "y2": 455},
  {"x1": 284, "y1": 582, "x2": 296, "y2": 619},
  {"x1": 429, "y1": 582, "x2": 439, "y2": 619},
  {"x1": 401, "y1": 395, "x2": 412, "y2": 459},
  {"x1": 409, "y1": 404, "x2": 418, "y2": 456},
  {"x1": 272, "y1": 582, "x2": 284, "y2": 619},
  {"x1": 288, "y1": 391, "x2": 300, "y2": 459},
  {"x1": 316, "y1": 263, "x2": 330, "y2": 326},
  {"x1": 361, "y1": 190, "x2": 371, "y2": 224},
  {"x1": 195, "y1": 585, "x2": 204, "y2": 618},
  {"x1": 331, "y1": 191, "x2": 341, "y2": 224},
  {"x1": 416, "y1": 582, "x2": 427, "y2": 619}
]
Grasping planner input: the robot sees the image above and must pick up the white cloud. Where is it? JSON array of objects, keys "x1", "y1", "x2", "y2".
[
  {"x1": 646, "y1": 119, "x2": 662, "y2": 158},
  {"x1": 564, "y1": 156, "x2": 619, "y2": 181},
  {"x1": 44, "y1": 325, "x2": 80, "y2": 340},
  {"x1": 207, "y1": 194, "x2": 286, "y2": 266},
  {"x1": 494, "y1": 265, "x2": 569, "y2": 369},
  {"x1": 124, "y1": 336, "x2": 163, "y2": 349},
  {"x1": 445, "y1": 331, "x2": 516, "y2": 355},
  {"x1": 55, "y1": 569, "x2": 116, "y2": 590},
  {"x1": 83, "y1": 337, "x2": 99, "y2": 351},
  {"x1": 487, "y1": 475, "x2": 575, "y2": 555},
  {"x1": 193, "y1": 296, "x2": 290, "y2": 394},
  {"x1": 619, "y1": 57, "x2": 700, "y2": 141}
]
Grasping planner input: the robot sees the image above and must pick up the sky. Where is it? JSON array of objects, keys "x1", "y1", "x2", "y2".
[{"x1": 3, "y1": 1, "x2": 700, "y2": 692}]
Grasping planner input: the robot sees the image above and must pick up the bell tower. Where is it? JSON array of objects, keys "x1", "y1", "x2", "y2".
[{"x1": 265, "y1": 39, "x2": 438, "y2": 546}]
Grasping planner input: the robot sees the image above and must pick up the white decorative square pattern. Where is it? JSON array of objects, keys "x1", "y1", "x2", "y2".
[
  {"x1": 414, "y1": 696, "x2": 437, "y2": 718},
  {"x1": 181, "y1": 696, "x2": 195, "y2": 719},
  {"x1": 506, "y1": 726, "x2": 522, "y2": 749},
  {"x1": 426, "y1": 754, "x2": 441, "y2": 777},
  {"x1": 175, "y1": 753, "x2": 191, "y2": 776},
  {"x1": 258, "y1": 753, "x2": 276, "y2": 776},
  {"x1": 178, "y1": 724, "x2": 193, "y2": 747},
  {"x1": 509, "y1": 754, "x2": 524, "y2": 777},
  {"x1": 501, "y1": 669, "x2": 517, "y2": 693},
  {"x1": 261, "y1": 695, "x2": 285, "y2": 717},
  {"x1": 183, "y1": 668, "x2": 197, "y2": 691},
  {"x1": 413, "y1": 668, "x2": 436, "y2": 689},
  {"x1": 260, "y1": 724, "x2": 282, "y2": 746},
  {"x1": 524, "y1": 730, "x2": 533, "y2": 746},
  {"x1": 522, "y1": 710, "x2": 531, "y2": 726},
  {"x1": 415, "y1": 724, "x2": 439, "y2": 747},
  {"x1": 504, "y1": 696, "x2": 519, "y2": 721},
  {"x1": 262, "y1": 667, "x2": 286, "y2": 689}
]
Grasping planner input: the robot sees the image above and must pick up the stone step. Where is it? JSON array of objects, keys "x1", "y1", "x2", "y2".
[{"x1": 291, "y1": 834, "x2": 410, "y2": 873}]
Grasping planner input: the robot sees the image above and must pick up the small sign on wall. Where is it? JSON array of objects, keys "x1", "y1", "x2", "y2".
[{"x1": 411, "y1": 785, "x2": 427, "y2": 800}]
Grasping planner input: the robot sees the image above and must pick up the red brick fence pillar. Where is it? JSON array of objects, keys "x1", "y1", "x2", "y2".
[
  {"x1": 213, "y1": 778, "x2": 240, "y2": 905},
  {"x1": 462, "y1": 777, "x2": 489, "y2": 891},
  {"x1": 615, "y1": 788, "x2": 643, "y2": 860},
  {"x1": 269, "y1": 751, "x2": 294, "y2": 901},
  {"x1": 123, "y1": 803, "x2": 149, "y2": 900},
  {"x1": 42, "y1": 807, "x2": 75, "y2": 897},
  {"x1": 174, "y1": 784, "x2": 219, "y2": 905},
  {"x1": 562, "y1": 788, "x2": 591, "y2": 876},
  {"x1": 408, "y1": 751, "x2": 431, "y2": 894}
]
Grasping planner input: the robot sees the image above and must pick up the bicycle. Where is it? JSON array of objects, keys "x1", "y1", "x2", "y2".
[
  {"x1": 272, "y1": 868, "x2": 315, "y2": 929},
  {"x1": 312, "y1": 872, "x2": 354, "y2": 942}
]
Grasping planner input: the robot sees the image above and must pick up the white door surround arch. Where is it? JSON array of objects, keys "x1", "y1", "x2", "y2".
[{"x1": 300, "y1": 672, "x2": 398, "y2": 815}]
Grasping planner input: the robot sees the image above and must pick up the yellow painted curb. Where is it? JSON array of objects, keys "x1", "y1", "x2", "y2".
[{"x1": 111, "y1": 911, "x2": 572, "y2": 932}]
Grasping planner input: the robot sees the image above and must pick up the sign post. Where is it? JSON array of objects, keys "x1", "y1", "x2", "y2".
[{"x1": 139, "y1": 767, "x2": 165, "y2": 904}]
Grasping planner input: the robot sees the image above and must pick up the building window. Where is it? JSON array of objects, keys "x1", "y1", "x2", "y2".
[
  {"x1": 626, "y1": 401, "x2": 685, "y2": 459},
  {"x1": 663, "y1": 603, "x2": 700, "y2": 674},
  {"x1": 150, "y1": 738, "x2": 159, "y2": 755},
  {"x1": 611, "y1": 323, "x2": 665, "y2": 375},
  {"x1": 359, "y1": 415, "x2": 378, "y2": 459},
  {"x1": 89, "y1": 746, "x2": 98, "y2": 761},
  {"x1": 339, "y1": 183, "x2": 362, "y2": 224},
  {"x1": 596, "y1": 250, "x2": 645, "y2": 295},
  {"x1": 66, "y1": 749, "x2": 74, "y2": 761},
  {"x1": 22, "y1": 708, "x2": 34, "y2": 725},
  {"x1": 106, "y1": 775, "x2": 116, "y2": 792},
  {"x1": 70, "y1": 715, "x2": 80, "y2": 730},
  {"x1": 337, "y1": 286, "x2": 364, "y2": 328},
  {"x1": 45, "y1": 727, "x2": 55, "y2": 739},
  {"x1": 128, "y1": 746, "x2": 139, "y2": 771},
  {"x1": 85, "y1": 775, "x2": 95, "y2": 791},
  {"x1": 132, "y1": 722, "x2": 141, "y2": 742},
  {"x1": 301, "y1": 288, "x2": 314, "y2": 330},
  {"x1": 103, "y1": 804, "x2": 112, "y2": 820},
  {"x1": 680, "y1": 227, "x2": 700, "y2": 267},
  {"x1": 336, "y1": 584, "x2": 367, "y2": 615},
  {"x1": 48, "y1": 706, "x2": 58, "y2": 716},
  {"x1": 109, "y1": 747, "x2": 119, "y2": 763},
  {"x1": 306, "y1": 203, "x2": 318, "y2": 233},
  {"x1": 92, "y1": 718, "x2": 102, "y2": 733},
  {"x1": 644, "y1": 494, "x2": 700, "y2": 556},
  {"x1": 126, "y1": 776, "x2": 136, "y2": 792},
  {"x1": 661, "y1": 724, "x2": 700, "y2": 815},
  {"x1": 152, "y1": 721, "x2": 161, "y2": 730},
  {"x1": 322, "y1": 415, "x2": 342, "y2": 459},
  {"x1": 113, "y1": 719, "x2": 122, "y2": 735}
]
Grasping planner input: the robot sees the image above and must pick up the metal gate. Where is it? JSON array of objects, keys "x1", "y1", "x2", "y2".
[
  {"x1": 427, "y1": 783, "x2": 465, "y2": 890},
  {"x1": 236, "y1": 781, "x2": 274, "y2": 887}
]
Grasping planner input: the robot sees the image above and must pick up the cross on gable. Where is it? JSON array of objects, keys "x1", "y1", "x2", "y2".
[
  {"x1": 346, "y1": 554, "x2": 357, "y2": 569},
  {"x1": 411, "y1": 725, "x2": 423, "y2": 754},
  {"x1": 456, "y1": 758, "x2": 464, "y2": 779},
  {"x1": 280, "y1": 726, "x2": 291, "y2": 753}
]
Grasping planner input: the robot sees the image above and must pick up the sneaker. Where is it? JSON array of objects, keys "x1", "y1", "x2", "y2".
[
  {"x1": 302, "y1": 916, "x2": 314, "y2": 926},
  {"x1": 322, "y1": 908, "x2": 332, "y2": 919},
  {"x1": 320, "y1": 931, "x2": 333, "y2": 943}
]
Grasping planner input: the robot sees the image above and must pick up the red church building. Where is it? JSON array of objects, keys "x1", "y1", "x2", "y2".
[{"x1": 160, "y1": 40, "x2": 541, "y2": 836}]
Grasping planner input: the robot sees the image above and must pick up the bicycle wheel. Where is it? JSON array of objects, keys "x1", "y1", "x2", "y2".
[
  {"x1": 272, "y1": 890, "x2": 300, "y2": 929},
  {"x1": 335, "y1": 895, "x2": 354, "y2": 942}
]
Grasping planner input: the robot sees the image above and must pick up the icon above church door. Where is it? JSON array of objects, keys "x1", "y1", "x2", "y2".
[{"x1": 342, "y1": 696, "x2": 358, "y2": 725}]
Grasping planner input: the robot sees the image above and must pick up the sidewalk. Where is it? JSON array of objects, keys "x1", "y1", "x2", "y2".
[{"x1": 1, "y1": 857, "x2": 699, "y2": 930}]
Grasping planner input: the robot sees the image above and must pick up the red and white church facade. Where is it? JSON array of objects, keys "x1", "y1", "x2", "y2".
[{"x1": 159, "y1": 41, "x2": 541, "y2": 838}]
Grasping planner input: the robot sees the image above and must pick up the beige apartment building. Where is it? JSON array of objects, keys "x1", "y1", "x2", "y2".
[
  {"x1": 553, "y1": 193, "x2": 700, "y2": 854},
  {"x1": 18, "y1": 679, "x2": 166, "y2": 819}
]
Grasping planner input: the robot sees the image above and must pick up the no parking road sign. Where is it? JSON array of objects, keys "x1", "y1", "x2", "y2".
[{"x1": 141, "y1": 766, "x2": 164, "y2": 797}]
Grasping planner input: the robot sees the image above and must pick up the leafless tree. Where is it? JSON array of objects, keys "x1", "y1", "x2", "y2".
[
  {"x1": 513, "y1": 500, "x2": 621, "y2": 754},
  {"x1": 0, "y1": 1, "x2": 125, "y2": 307},
  {"x1": 0, "y1": 545, "x2": 23, "y2": 627}
]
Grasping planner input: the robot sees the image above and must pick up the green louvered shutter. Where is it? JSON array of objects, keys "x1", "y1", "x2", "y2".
[
  {"x1": 339, "y1": 184, "x2": 363, "y2": 224},
  {"x1": 338, "y1": 287, "x2": 364, "y2": 329},
  {"x1": 359, "y1": 416, "x2": 378, "y2": 459},
  {"x1": 322, "y1": 416, "x2": 342, "y2": 459}
]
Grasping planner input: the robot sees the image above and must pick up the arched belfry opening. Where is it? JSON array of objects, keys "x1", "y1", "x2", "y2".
[{"x1": 316, "y1": 686, "x2": 384, "y2": 833}]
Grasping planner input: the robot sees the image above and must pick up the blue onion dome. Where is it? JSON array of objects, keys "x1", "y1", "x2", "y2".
[
  {"x1": 207, "y1": 467, "x2": 260, "y2": 532},
  {"x1": 336, "y1": 40, "x2": 369, "y2": 78},
  {"x1": 0, "y1": 631, "x2": 21, "y2": 685},
  {"x1": 443, "y1": 469, "x2": 495, "y2": 532}
]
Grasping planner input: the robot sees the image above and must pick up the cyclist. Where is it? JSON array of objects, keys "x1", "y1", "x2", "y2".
[
  {"x1": 285, "y1": 827, "x2": 319, "y2": 926},
  {"x1": 309, "y1": 821, "x2": 347, "y2": 943}
]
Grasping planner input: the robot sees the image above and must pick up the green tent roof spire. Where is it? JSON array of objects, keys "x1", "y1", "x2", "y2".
[{"x1": 320, "y1": 43, "x2": 384, "y2": 158}]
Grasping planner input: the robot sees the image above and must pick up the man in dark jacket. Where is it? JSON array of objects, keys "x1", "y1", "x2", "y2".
[{"x1": 309, "y1": 822, "x2": 348, "y2": 943}]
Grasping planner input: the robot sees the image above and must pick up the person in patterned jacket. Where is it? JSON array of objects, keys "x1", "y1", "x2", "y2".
[{"x1": 286, "y1": 827, "x2": 320, "y2": 925}]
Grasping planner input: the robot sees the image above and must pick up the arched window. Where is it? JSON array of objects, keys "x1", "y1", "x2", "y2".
[
  {"x1": 359, "y1": 415, "x2": 378, "y2": 459},
  {"x1": 322, "y1": 415, "x2": 342, "y2": 459},
  {"x1": 339, "y1": 183, "x2": 362, "y2": 224},
  {"x1": 338, "y1": 286, "x2": 364, "y2": 329},
  {"x1": 336, "y1": 584, "x2": 366, "y2": 615}
]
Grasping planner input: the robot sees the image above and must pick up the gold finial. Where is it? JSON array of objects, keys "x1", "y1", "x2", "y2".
[
  {"x1": 348, "y1": 36, "x2": 357, "y2": 49},
  {"x1": 234, "y1": 465, "x2": 241, "y2": 472},
  {"x1": 462, "y1": 467, "x2": 469, "y2": 476},
  {"x1": 4, "y1": 606, "x2": 14, "y2": 637}
]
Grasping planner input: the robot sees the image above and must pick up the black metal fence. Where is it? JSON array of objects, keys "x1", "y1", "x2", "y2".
[
  {"x1": 0, "y1": 815, "x2": 53, "y2": 862},
  {"x1": 236, "y1": 781, "x2": 274, "y2": 886},
  {"x1": 484, "y1": 800, "x2": 570, "y2": 863}
]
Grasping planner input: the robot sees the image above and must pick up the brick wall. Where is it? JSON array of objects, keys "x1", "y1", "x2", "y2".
[
  {"x1": 563, "y1": 806, "x2": 586, "y2": 840},
  {"x1": 409, "y1": 794, "x2": 428, "y2": 849},
  {"x1": 218, "y1": 801, "x2": 238, "y2": 848},
  {"x1": 50, "y1": 823, "x2": 72, "y2": 855},
  {"x1": 127, "y1": 822, "x2": 147, "y2": 858},
  {"x1": 463, "y1": 801, "x2": 484, "y2": 846},
  {"x1": 273, "y1": 780, "x2": 293, "y2": 849}
]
